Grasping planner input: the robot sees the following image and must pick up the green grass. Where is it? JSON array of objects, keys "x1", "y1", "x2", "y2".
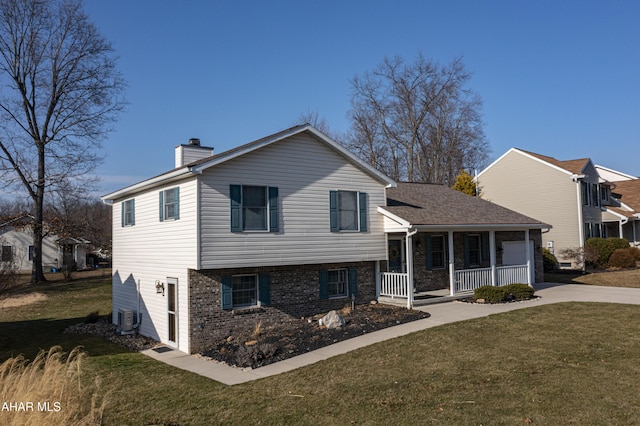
[
  {"x1": 546, "y1": 267, "x2": 640, "y2": 287},
  {"x1": 3, "y1": 274, "x2": 640, "y2": 424}
]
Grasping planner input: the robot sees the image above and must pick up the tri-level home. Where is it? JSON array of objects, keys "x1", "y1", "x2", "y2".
[
  {"x1": 477, "y1": 148, "x2": 636, "y2": 268},
  {"x1": 102, "y1": 125, "x2": 546, "y2": 354}
]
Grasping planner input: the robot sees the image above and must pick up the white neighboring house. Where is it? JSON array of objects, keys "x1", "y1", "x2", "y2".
[{"x1": 0, "y1": 215, "x2": 89, "y2": 273}]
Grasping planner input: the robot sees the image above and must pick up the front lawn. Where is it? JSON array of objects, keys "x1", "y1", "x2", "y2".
[
  {"x1": 545, "y1": 267, "x2": 640, "y2": 287},
  {"x1": 3, "y1": 275, "x2": 640, "y2": 424}
]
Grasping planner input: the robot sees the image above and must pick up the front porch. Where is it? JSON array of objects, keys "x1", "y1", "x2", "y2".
[{"x1": 376, "y1": 229, "x2": 540, "y2": 308}]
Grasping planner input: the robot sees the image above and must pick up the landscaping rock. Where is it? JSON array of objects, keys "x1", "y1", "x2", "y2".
[{"x1": 321, "y1": 310, "x2": 345, "y2": 329}]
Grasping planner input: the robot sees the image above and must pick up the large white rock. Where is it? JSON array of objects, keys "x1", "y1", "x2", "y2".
[{"x1": 320, "y1": 310, "x2": 345, "y2": 329}]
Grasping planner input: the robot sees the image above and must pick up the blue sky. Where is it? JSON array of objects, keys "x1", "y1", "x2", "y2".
[{"x1": 83, "y1": 0, "x2": 640, "y2": 195}]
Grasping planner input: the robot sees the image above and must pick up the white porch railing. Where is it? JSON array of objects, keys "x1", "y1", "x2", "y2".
[
  {"x1": 380, "y1": 272, "x2": 409, "y2": 298},
  {"x1": 455, "y1": 265, "x2": 529, "y2": 293},
  {"x1": 496, "y1": 264, "x2": 528, "y2": 286},
  {"x1": 455, "y1": 267, "x2": 492, "y2": 293}
]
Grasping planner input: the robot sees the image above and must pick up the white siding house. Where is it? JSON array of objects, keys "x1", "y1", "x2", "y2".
[{"x1": 102, "y1": 124, "x2": 395, "y2": 354}]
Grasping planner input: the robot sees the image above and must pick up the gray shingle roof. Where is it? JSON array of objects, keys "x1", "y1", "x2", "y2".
[{"x1": 384, "y1": 182, "x2": 547, "y2": 227}]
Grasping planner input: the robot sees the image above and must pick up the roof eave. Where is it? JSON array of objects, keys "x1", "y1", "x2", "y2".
[{"x1": 101, "y1": 167, "x2": 197, "y2": 203}]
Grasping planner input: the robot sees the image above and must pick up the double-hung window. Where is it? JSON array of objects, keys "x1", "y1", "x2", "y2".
[
  {"x1": 320, "y1": 268, "x2": 358, "y2": 299},
  {"x1": 426, "y1": 235, "x2": 446, "y2": 270},
  {"x1": 328, "y1": 269, "x2": 348, "y2": 298},
  {"x1": 230, "y1": 185, "x2": 279, "y2": 232},
  {"x1": 160, "y1": 187, "x2": 180, "y2": 221},
  {"x1": 221, "y1": 273, "x2": 271, "y2": 310},
  {"x1": 122, "y1": 199, "x2": 135, "y2": 227},
  {"x1": 329, "y1": 190, "x2": 368, "y2": 232}
]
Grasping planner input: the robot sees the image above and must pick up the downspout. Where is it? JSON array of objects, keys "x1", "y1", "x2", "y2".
[
  {"x1": 525, "y1": 229, "x2": 532, "y2": 286},
  {"x1": 574, "y1": 176, "x2": 585, "y2": 270},
  {"x1": 134, "y1": 279, "x2": 142, "y2": 330},
  {"x1": 405, "y1": 227, "x2": 418, "y2": 309}
]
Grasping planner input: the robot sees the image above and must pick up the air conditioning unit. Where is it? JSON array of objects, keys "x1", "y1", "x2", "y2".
[{"x1": 117, "y1": 309, "x2": 135, "y2": 333}]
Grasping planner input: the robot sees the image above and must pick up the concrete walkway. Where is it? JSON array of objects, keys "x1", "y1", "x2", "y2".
[{"x1": 141, "y1": 283, "x2": 640, "y2": 385}]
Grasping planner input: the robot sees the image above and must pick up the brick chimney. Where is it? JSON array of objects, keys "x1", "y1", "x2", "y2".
[{"x1": 175, "y1": 138, "x2": 214, "y2": 167}]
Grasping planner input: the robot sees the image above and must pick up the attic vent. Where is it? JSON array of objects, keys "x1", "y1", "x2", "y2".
[{"x1": 188, "y1": 138, "x2": 201, "y2": 146}]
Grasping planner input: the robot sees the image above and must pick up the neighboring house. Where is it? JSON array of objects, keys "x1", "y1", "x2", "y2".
[
  {"x1": 0, "y1": 215, "x2": 89, "y2": 273},
  {"x1": 102, "y1": 125, "x2": 546, "y2": 354},
  {"x1": 602, "y1": 179, "x2": 640, "y2": 246},
  {"x1": 478, "y1": 148, "x2": 637, "y2": 268}
]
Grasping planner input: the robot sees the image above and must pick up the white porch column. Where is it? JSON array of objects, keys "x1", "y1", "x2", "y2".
[
  {"x1": 375, "y1": 260, "x2": 381, "y2": 299},
  {"x1": 405, "y1": 231, "x2": 414, "y2": 309},
  {"x1": 490, "y1": 230, "x2": 497, "y2": 286},
  {"x1": 448, "y1": 231, "x2": 455, "y2": 296},
  {"x1": 525, "y1": 229, "x2": 532, "y2": 286}
]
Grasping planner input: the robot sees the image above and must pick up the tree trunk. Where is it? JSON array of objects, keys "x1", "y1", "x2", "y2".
[{"x1": 31, "y1": 143, "x2": 47, "y2": 284}]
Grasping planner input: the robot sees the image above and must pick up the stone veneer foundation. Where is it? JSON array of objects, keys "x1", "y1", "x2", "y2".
[{"x1": 188, "y1": 261, "x2": 376, "y2": 353}]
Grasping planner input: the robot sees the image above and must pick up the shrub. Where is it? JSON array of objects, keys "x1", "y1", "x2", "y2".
[
  {"x1": 628, "y1": 247, "x2": 640, "y2": 262},
  {"x1": 585, "y1": 237, "x2": 630, "y2": 268},
  {"x1": 0, "y1": 346, "x2": 105, "y2": 426},
  {"x1": 474, "y1": 286, "x2": 507, "y2": 303},
  {"x1": 542, "y1": 248, "x2": 558, "y2": 272},
  {"x1": 504, "y1": 283, "x2": 535, "y2": 300},
  {"x1": 608, "y1": 248, "x2": 637, "y2": 269}
]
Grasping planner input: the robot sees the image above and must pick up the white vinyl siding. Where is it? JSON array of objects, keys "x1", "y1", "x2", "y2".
[
  {"x1": 111, "y1": 178, "x2": 197, "y2": 353},
  {"x1": 199, "y1": 133, "x2": 387, "y2": 269}
]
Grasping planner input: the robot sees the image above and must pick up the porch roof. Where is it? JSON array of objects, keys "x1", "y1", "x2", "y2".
[
  {"x1": 381, "y1": 182, "x2": 549, "y2": 229},
  {"x1": 611, "y1": 179, "x2": 640, "y2": 214}
]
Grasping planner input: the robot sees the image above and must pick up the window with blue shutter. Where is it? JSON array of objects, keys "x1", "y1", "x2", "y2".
[
  {"x1": 230, "y1": 185, "x2": 279, "y2": 232},
  {"x1": 330, "y1": 190, "x2": 368, "y2": 232}
]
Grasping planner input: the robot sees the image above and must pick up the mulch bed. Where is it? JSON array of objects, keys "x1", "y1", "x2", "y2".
[{"x1": 201, "y1": 303, "x2": 430, "y2": 369}]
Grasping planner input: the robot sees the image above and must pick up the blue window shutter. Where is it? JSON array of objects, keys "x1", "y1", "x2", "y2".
[
  {"x1": 174, "y1": 187, "x2": 180, "y2": 220},
  {"x1": 329, "y1": 191, "x2": 338, "y2": 232},
  {"x1": 463, "y1": 234, "x2": 470, "y2": 269},
  {"x1": 358, "y1": 192, "x2": 367, "y2": 232},
  {"x1": 425, "y1": 235, "x2": 433, "y2": 270},
  {"x1": 349, "y1": 268, "x2": 358, "y2": 297},
  {"x1": 481, "y1": 232, "x2": 489, "y2": 262},
  {"x1": 230, "y1": 185, "x2": 242, "y2": 232},
  {"x1": 221, "y1": 276, "x2": 233, "y2": 310},
  {"x1": 268, "y1": 187, "x2": 278, "y2": 232},
  {"x1": 131, "y1": 200, "x2": 135, "y2": 226},
  {"x1": 121, "y1": 202, "x2": 125, "y2": 227},
  {"x1": 159, "y1": 191, "x2": 164, "y2": 222},
  {"x1": 319, "y1": 270, "x2": 329, "y2": 299},
  {"x1": 259, "y1": 273, "x2": 270, "y2": 305}
]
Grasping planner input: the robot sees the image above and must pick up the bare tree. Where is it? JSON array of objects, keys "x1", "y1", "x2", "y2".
[
  {"x1": 0, "y1": 0, "x2": 125, "y2": 283},
  {"x1": 347, "y1": 54, "x2": 489, "y2": 184}
]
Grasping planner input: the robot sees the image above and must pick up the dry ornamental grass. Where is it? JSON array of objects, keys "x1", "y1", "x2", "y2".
[{"x1": 0, "y1": 346, "x2": 105, "y2": 426}]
